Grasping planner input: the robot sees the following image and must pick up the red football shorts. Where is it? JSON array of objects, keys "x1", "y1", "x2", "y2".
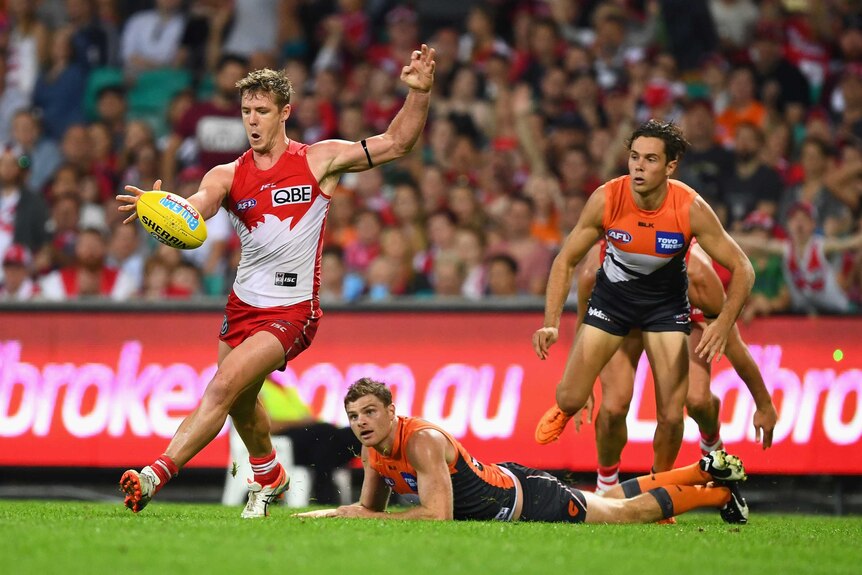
[{"x1": 219, "y1": 291, "x2": 322, "y2": 367}]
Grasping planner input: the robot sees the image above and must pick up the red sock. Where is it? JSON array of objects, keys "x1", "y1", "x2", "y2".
[
  {"x1": 700, "y1": 427, "x2": 723, "y2": 456},
  {"x1": 150, "y1": 455, "x2": 178, "y2": 494},
  {"x1": 597, "y1": 463, "x2": 620, "y2": 492},
  {"x1": 250, "y1": 451, "x2": 281, "y2": 486}
]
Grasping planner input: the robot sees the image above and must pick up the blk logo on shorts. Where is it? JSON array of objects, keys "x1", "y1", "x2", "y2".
[{"x1": 274, "y1": 272, "x2": 298, "y2": 287}]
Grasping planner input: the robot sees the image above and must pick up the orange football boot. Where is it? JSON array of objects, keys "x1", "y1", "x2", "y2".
[{"x1": 535, "y1": 404, "x2": 573, "y2": 444}]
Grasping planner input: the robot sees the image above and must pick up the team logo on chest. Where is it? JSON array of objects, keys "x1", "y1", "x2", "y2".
[{"x1": 272, "y1": 185, "x2": 312, "y2": 205}]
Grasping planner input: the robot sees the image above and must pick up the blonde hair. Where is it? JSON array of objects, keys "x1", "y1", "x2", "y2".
[
  {"x1": 236, "y1": 68, "x2": 294, "y2": 108},
  {"x1": 344, "y1": 378, "x2": 393, "y2": 409}
]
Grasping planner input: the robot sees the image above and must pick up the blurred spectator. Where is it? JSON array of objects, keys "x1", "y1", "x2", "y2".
[
  {"x1": 738, "y1": 211, "x2": 789, "y2": 322},
  {"x1": 94, "y1": 85, "x2": 128, "y2": 152},
  {"x1": 106, "y1": 220, "x2": 145, "y2": 289},
  {"x1": 220, "y1": 0, "x2": 279, "y2": 63},
  {"x1": 344, "y1": 209, "x2": 382, "y2": 275},
  {"x1": 716, "y1": 66, "x2": 766, "y2": 145},
  {"x1": 10, "y1": 110, "x2": 63, "y2": 195},
  {"x1": 0, "y1": 147, "x2": 49, "y2": 284},
  {"x1": 367, "y1": 6, "x2": 420, "y2": 78},
  {"x1": 737, "y1": 202, "x2": 862, "y2": 314},
  {"x1": 120, "y1": 0, "x2": 186, "y2": 78},
  {"x1": 44, "y1": 190, "x2": 80, "y2": 270},
  {"x1": 780, "y1": 138, "x2": 852, "y2": 231},
  {"x1": 176, "y1": 0, "x2": 233, "y2": 75},
  {"x1": 161, "y1": 54, "x2": 248, "y2": 188},
  {"x1": 709, "y1": 0, "x2": 759, "y2": 52},
  {"x1": 414, "y1": 209, "x2": 457, "y2": 278},
  {"x1": 0, "y1": 57, "x2": 28, "y2": 144},
  {"x1": 379, "y1": 226, "x2": 429, "y2": 297},
  {"x1": 677, "y1": 99, "x2": 733, "y2": 208},
  {"x1": 431, "y1": 251, "x2": 465, "y2": 298},
  {"x1": 750, "y1": 22, "x2": 810, "y2": 124},
  {"x1": 448, "y1": 182, "x2": 486, "y2": 232},
  {"x1": 167, "y1": 260, "x2": 202, "y2": 298},
  {"x1": 454, "y1": 226, "x2": 486, "y2": 300},
  {"x1": 489, "y1": 195, "x2": 553, "y2": 295},
  {"x1": 39, "y1": 227, "x2": 138, "y2": 300},
  {"x1": 319, "y1": 244, "x2": 363, "y2": 303},
  {"x1": 65, "y1": 0, "x2": 112, "y2": 69},
  {"x1": 0, "y1": 243, "x2": 37, "y2": 300},
  {"x1": 721, "y1": 121, "x2": 783, "y2": 226},
  {"x1": 6, "y1": 0, "x2": 50, "y2": 99},
  {"x1": 522, "y1": 173, "x2": 563, "y2": 247},
  {"x1": 658, "y1": 0, "x2": 718, "y2": 72},
  {"x1": 486, "y1": 252, "x2": 519, "y2": 297},
  {"x1": 141, "y1": 254, "x2": 171, "y2": 300},
  {"x1": 457, "y1": 4, "x2": 511, "y2": 72},
  {"x1": 33, "y1": 26, "x2": 88, "y2": 141},
  {"x1": 363, "y1": 255, "x2": 396, "y2": 301}
]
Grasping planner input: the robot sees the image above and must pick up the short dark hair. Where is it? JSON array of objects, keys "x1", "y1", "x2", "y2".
[
  {"x1": 487, "y1": 253, "x2": 518, "y2": 274},
  {"x1": 344, "y1": 378, "x2": 393, "y2": 409},
  {"x1": 626, "y1": 119, "x2": 689, "y2": 162}
]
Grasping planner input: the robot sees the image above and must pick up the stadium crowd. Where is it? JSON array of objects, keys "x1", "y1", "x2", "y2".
[{"x1": 1, "y1": 0, "x2": 861, "y2": 316}]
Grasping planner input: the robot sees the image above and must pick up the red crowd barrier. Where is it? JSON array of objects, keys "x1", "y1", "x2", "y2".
[{"x1": 1, "y1": 309, "x2": 860, "y2": 474}]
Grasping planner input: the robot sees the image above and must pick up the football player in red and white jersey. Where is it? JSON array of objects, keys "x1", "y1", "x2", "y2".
[{"x1": 116, "y1": 44, "x2": 436, "y2": 517}]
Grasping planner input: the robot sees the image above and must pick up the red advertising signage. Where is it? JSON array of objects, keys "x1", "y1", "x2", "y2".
[{"x1": 0, "y1": 310, "x2": 860, "y2": 474}]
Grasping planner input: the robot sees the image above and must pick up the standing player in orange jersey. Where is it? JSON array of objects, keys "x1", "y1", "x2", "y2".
[
  {"x1": 533, "y1": 120, "x2": 754, "y2": 474},
  {"x1": 573, "y1": 242, "x2": 777, "y2": 493},
  {"x1": 296, "y1": 379, "x2": 751, "y2": 524},
  {"x1": 115, "y1": 45, "x2": 436, "y2": 517}
]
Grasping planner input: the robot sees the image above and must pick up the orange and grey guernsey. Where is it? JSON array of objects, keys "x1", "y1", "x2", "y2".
[
  {"x1": 368, "y1": 416, "x2": 519, "y2": 521},
  {"x1": 599, "y1": 175, "x2": 697, "y2": 300}
]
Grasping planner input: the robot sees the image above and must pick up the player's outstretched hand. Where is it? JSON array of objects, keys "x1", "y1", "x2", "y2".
[
  {"x1": 400, "y1": 44, "x2": 435, "y2": 93},
  {"x1": 117, "y1": 179, "x2": 162, "y2": 224},
  {"x1": 532, "y1": 326, "x2": 559, "y2": 360},
  {"x1": 753, "y1": 402, "x2": 777, "y2": 449},
  {"x1": 695, "y1": 319, "x2": 730, "y2": 362},
  {"x1": 293, "y1": 508, "x2": 339, "y2": 518}
]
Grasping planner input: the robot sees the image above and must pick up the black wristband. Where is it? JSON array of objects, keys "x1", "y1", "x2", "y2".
[{"x1": 361, "y1": 139, "x2": 373, "y2": 168}]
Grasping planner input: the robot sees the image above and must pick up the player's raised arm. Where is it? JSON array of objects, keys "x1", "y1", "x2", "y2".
[
  {"x1": 307, "y1": 44, "x2": 435, "y2": 181},
  {"x1": 533, "y1": 188, "x2": 606, "y2": 359},
  {"x1": 689, "y1": 197, "x2": 754, "y2": 362}
]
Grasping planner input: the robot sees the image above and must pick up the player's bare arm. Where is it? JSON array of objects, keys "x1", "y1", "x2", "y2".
[
  {"x1": 722, "y1": 327, "x2": 777, "y2": 449},
  {"x1": 117, "y1": 164, "x2": 233, "y2": 224},
  {"x1": 323, "y1": 430, "x2": 454, "y2": 521},
  {"x1": 533, "y1": 188, "x2": 606, "y2": 360},
  {"x1": 306, "y1": 44, "x2": 435, "y2": 190},
  {"x1": 689, "y1": 197, "x2": 754, "y2": 362}
]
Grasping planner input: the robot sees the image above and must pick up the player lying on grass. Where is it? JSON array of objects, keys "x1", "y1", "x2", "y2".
[
  {"x1": 295, "y1": 378, "x2": 750, "y2": 524},
  {"x1": 568, "y1": 241, "x2": 778, "y2": 492}
]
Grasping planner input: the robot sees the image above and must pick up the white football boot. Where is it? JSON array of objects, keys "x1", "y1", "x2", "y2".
[{"x1": 241, "y1": 466, "x2": 290, "y2": 519}]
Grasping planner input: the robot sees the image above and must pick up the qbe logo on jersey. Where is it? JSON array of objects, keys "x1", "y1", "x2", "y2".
[
  {"x1": 655, "y1": 231, "x2": 685, "y2": 254},
  {"x1": 272, "y1": 185, "x2": 312, "y2": 205}
]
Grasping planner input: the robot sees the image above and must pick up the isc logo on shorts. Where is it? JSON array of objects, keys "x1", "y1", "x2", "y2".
[
  {"x1": 275, "y1": 272, "x2": 298, "y2": 287},
  {"x1": 272, "y1": 185, "x2": 312, "y2": 205},
  {"x1": 655, "y1": 231, "x2": 685, "y2": 254}
]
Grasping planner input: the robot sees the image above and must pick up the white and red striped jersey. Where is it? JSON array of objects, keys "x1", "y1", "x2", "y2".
[
  {"x1": 784, "y1": 237, "x2": 850, "y2": 313},
  {"x1": 227, "y1": 141, "x2": 330, "y2": 308}
]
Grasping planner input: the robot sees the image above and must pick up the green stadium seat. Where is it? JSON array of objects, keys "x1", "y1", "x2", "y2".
[
  {"x1": 83, "y1": 67, "x2": 125, "y2": 122},
  {"x1": 127, "y1": 68, "x2": 193, "y2": 137}
]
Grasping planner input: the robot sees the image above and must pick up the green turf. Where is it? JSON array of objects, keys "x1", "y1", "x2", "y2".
[{"x1": 1, "y1": 500, "x2": 860, "y2": 575}]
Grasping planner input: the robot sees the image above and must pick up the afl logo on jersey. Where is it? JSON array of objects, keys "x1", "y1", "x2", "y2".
[
  {"x1": 235, "y1": 198, "x2": 256, "y2": 211},
  {"x1": 272, "y1": 185, "x2": 312, "y2": 205},
  {"x1": 607, "y1": 229, "x2": 632, "y2": 244}
]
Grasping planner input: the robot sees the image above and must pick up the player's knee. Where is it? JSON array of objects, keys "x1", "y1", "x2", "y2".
[
  {"x1": 555, "y1": 386, "x2": 588, "y2": 415},
  {"x1": 655, "y1": 408, "x2": 685, "y2": 428},
  {"x1": 599, "y1": 401, "x2": 630, "y2": 425},
  {"x1": 686, "y1": 392, "x2": 719, "y2": 418},
  {"x1": 203, "y1": 373, "x2": 241, "y2": 410}
]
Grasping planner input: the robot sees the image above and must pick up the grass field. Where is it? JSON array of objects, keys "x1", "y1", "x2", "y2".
[{"x1": 1, "y1": 500, "x2": 860, "y2": 575}]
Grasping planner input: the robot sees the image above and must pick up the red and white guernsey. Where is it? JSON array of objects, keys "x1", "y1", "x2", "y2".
[{"x1": 227, "y1": 141, "x2": 330, "y2": 308}]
